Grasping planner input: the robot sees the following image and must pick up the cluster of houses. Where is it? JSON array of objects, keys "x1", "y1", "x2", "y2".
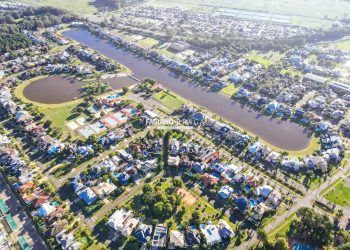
[
  {"x1": 106, "y1": 208, "x2": 235, "y2": 248},
  {"x1": 0, "y1": 2, "x2": 27, "y2": 11},
  {"x1": 177, "y1": 104, "x2": 344, "y2": 174},
  {"x1": 0, "y1": 49, "x2": 73, "y2": 80},
  {"x1": 166, "y1": 138, "x2": 283, "y2": 225},
  {"x1": 0, "y1": 133, "x2": 81, "y2": 250},
  {"x1": 120, "y1": 6, "x2": 315, "y2": 41},
  {"x1": 67, "y1": 45, "x2": 117, "y2": 72},
  {"x1": 286, "y1": 46, "x2": 350, "y2": 78}
]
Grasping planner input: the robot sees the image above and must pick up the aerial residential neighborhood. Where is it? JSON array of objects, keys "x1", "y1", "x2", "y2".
[{"x1": 0, "y1": 0, "x2": 350, "y2": 250}]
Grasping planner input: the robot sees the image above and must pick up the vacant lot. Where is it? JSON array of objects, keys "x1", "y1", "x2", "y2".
[
  {"x1": 153, "y1": 91, "x2": 185, "y2": 111},
  {"x1": 323, "y1": 178, "x2": 350, "y2": 207},
  {"x1": 177, "y1": 187, "x2": 197, "y2": 206}
]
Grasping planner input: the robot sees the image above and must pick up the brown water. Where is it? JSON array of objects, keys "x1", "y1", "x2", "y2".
[
  {"x1": 23, "y1": 75, "x2": 86, "y2": 104},
  {"x1": 23, "y1": 75, "x2": 136, "y2": 104},
  {"x1": 60, "y1": 29, "x2": 312, "y2": 150}
]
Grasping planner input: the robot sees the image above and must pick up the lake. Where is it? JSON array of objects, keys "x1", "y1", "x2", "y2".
[{"x1": 61, "y1": 29, "x2": 312, "y2": 151}]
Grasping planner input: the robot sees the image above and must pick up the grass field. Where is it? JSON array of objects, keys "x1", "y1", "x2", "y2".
[
  {"x1": 322, "y1": 179, "x2": 350, "y2": 207},
  {"x1": 220, "y1": 84, "x2": 239, "y2": 97},
  {"x1": 137, "y1": 37, "x2": 160, "y2": 48},
  {"x1": 336, "y1": 40, "x2": 350, "y2": 51},
  {"x1": 247, "y1": 52, "x2": 274, "y2": 68},
  {"x1": 15, "y1": 0, "x2": 97, "y2": 15},
  {"x1": 267, "y1": 212, "x2": 296, "y2": 239},
  {"x1": 153, "y1": 90, "x2": 185, "y2": 111}
]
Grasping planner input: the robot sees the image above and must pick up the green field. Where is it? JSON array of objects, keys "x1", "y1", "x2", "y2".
[
  {"x1": 322, "y1": 179, "x2": 350, "y2": 207},
  {"x1": 137, "y1": 37, "x2": 160, "y2": 48},
  {"x1": 153, "y1": 91, "x2": 185, "y2": 111},
  {"x1": 247, "y1": 52, "x2": 274, "y2": 68},
  {"x1": 336, "y1": 40, "x2": 350, "y2": 51},
  {"x1": 220, "y1": 84, "x2": 239, "y2": 97},
  {"x1": 267, "y1": 212, "x2": 296, "y2": 239},
  {"x1": 15, "y1": 0, "x2": 97, "y2": 15}
]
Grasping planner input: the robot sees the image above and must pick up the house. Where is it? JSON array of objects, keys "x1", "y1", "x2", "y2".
[
  {"x1": 329, "y1": 81, "x2": 350, "y2": 93},
  {"x1": 256, "y1": 185, "x2": 273, "y2": 198},
  {"x1": 201, "y1": 173, "x2": 219, "y2": 187},
  {"x1": 169, "y1": 230, "x2": 186, "y2": 249},
  {"x1": 191, "y1": 162, "x2": 207, "y2": 173},
  {"x1": 118, "y1": 149, "x2": 133, "y2": 161},
  {"x1": 185, "y1": 227, "x2": 201, "y2": 247},
  {"x1": 152, "y1": 224, "x2": 168, "y2": 249},
  {"x1": 281, "y1": 157, "x2": 302, "y2": 171},
  {"x1": 218, "y1": 185, "x2": 233, "y2": 199},
  {"x1": 168, "y1": 156, "x2": 180, "y2": 166},
  {"x1": 249, "y1": 203, "x2": 269, "y2": 224},
  {"x1": 266, "y1": 190, "x2": 282, "y2": 208},
  {"x1": 234, "y1": 196, "x2": 249, "y2": 212},
  {"x1": 92, "y1": 182, "x2": 117, "y2": 198},
  {"x1": 169, "y1": 41, "x2": 190, "y2": 52},
  {"x1": 107, "y1": 208, "x2": 133, "y2": 233},
  {"x1": 218, "y1": 219, "x2": 235, "y2": 239},
  {"x1": 303, "y1": 156, "x2": 328, "y2": 172},
  {"x1": 45, "y1": 220, "x2": 68, "y2": 238},
  {"x1": 135, "y1": 224, "x2": 153, "y2": 244},
  {"x1": 248, "y1": 142, "x2": 262, "y2": 154},
  {"x1": 304, "y1": 73, "x2": 327, "y2": 85},
  {"x1": 246, "y1": 176, "x2": 260, "y2": 187},
  {"x1": 35, "y1": 202, "x2": 56, "y2": 217},
  {"x1": 79, "y1": 187, "x2": 97, "y2": 205},
  {"x1": 200, "y1": 222, "x2": 221, "y2": 246},
  {"x1": 56, "y1": 231, "x2": 82, "y2": 250},
  {"x1": 121, "y1": 217, "x2": 139, "y2": 237}
]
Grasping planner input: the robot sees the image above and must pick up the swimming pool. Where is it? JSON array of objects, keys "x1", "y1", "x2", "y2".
[{"x1": 292, "y1": 242, "x2": 316, "y2": 250}]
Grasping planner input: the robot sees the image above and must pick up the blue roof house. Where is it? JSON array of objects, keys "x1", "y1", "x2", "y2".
[
  {"x1": 79, "y1": 187, "x2": 97, "y2": 205},
  {"x1": 234, "y1": 197, "x2": 249, "y2": 212},
  {"x1": 218, "y1": 185, "x2": 233, "y2": 199},
  {"x1": 249, "y1": 142, "x2": 261, "y2": 155},
  {"x1": 265, "y1": 102, "x2": 277, "y2": 114},
  {"x1": 135, "y1": 224, "x2": 153, "y2": 244}
]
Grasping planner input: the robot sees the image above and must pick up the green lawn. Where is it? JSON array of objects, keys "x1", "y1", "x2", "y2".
[
  {"x1": 247, "y1": 52, "x2": 274, "y2": 68},
  {"x1": 323, "y1": 179, "x2": 350, "y2": 207},
  {"x1": 267, "y1": 212, "x2": 296, "y2": 239},
  {"x1": 137, "y1": 37, "x2": 160, "y2": 48},
  {"x1": 220, "y1": 84, "x2": 239, "y2": 97},
  {"x1": 16, "y1": 0, "x2": 97, "y2": 15},
  {"x1": 336, "y1": 40, "x2": 350, "y2": 51},
  {"x1": 153, "y1": 91, "x2": 185, "y2": 111}
]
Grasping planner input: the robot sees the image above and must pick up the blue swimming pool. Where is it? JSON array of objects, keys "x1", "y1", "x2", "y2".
[{"x1": 292, "y1": 242, "x2": 316, "y2": 250}]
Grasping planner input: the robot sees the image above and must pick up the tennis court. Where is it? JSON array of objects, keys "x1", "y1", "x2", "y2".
[
  {"x1": 0, "y1": 198, "x2": 9, "y2": 215},
  {"x1": 6, "y1": 214, "x2": 17, "y2": 231},
  {"x1": 78, "y1": 126, "x2": 95, "y2": 138},
  {"x1": 18, "y1": 235, "x2": 30, "y2": 250},
  {"x1": 111, "y1": 112, "x2": 128, "y2": 124},
  {"x1": 89, "y1": 121, "x2": 107, "y2": 134},
  {"x1": 101, "y1": 115, "x2": 119, "y2": 128}
]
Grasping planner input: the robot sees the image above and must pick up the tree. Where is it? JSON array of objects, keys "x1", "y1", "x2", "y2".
[
  {"x1": 273, "y1": 237, "x2": 289, "y2": 250},
  {"x1": 336, "y1": 209, "x2": 344, "y2": 220},
  {"x1": 257, "y1": 229, "x2": 268, "y2": 244},
  {"x1": 172, "y1": 177, "x2": 183, "y2": 188},
  {"x1": 122, "y1": 86, "x2": 129, "y2": 94}
]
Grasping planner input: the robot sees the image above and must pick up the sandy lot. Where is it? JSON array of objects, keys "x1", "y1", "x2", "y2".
[{"x1": 177, "y1": 188, "x2": 198, "y2": 206}]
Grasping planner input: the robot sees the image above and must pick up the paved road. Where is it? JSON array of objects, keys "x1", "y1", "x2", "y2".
[{"x1": 0, "y1": 174, "x2": 49, "y2": 250}]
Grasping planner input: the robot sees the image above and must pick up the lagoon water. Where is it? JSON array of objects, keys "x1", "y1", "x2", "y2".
[{"x1": 60, "y1": 29, "x2": 311, "y2": 150}]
